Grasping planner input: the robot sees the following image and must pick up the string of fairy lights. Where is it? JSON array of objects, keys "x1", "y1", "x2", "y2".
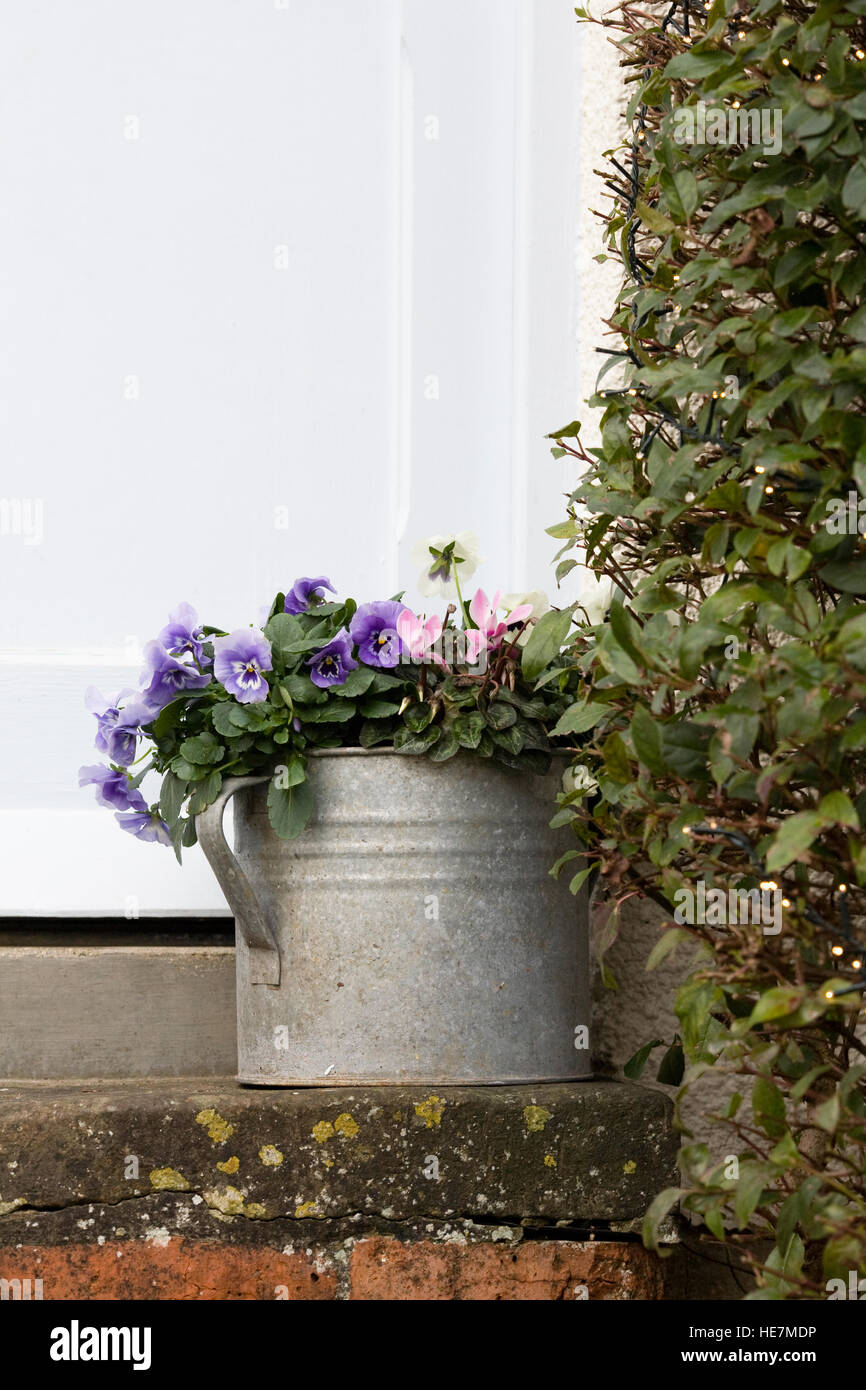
[{"x1": 594, "y1": 0, "x2": 866, "y2": 1011}]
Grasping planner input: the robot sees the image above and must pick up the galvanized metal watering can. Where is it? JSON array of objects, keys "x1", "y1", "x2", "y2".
[{"x1": 198, "y1": 749, "x2": 590, "y2": 1086}]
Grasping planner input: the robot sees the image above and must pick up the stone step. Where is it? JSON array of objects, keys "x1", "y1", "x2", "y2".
[
  {"x1": 0, "y1": 1078, "x2": 677, "y2": 1299},
  {"x1": 0, "y1": 944, "x2": 237, "y2": 1078}
]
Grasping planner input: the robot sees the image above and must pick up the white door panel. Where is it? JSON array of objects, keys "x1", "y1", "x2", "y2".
[{"x1": 0, "y1": 0, "x2": 611, "y2": 914}]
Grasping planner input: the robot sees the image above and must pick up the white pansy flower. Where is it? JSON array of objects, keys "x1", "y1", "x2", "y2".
[
  {"x1": 562, "y1": 764, "x2": 599, "y2": 797},
  {"x1": 502, "y1": 590, "x2": 550, "y2": 646},
  {"x1": 411, "y1": 531, "x2": 485, "y2": 598}
]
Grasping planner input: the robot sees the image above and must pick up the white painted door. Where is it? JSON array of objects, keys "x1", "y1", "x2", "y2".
[{"x1": 0, "y1": 0, "x2": 615, "y2": 915}]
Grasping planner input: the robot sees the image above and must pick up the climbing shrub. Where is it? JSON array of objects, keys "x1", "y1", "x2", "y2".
[{"x1": 550, "y1": 0, "x2": 866, "y2": 1297}]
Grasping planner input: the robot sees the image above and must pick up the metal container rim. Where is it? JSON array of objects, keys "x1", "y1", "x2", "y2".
[{"x1": 303, "y1": 747, "x2": 573, "y2": 760}]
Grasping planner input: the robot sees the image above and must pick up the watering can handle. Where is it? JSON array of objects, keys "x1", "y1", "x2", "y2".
[{"x1": 197, "y1": 775, "x2": 281, "y2": 987}]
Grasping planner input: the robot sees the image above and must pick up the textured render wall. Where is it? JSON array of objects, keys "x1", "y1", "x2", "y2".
[{"x1": 593, "y1": 892, "x2": 743, "y2": 1161}]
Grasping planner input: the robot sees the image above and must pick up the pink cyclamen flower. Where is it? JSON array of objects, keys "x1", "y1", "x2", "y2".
[
  {"x1": 396, "y1": 611, "x2": 445, "y2": 667},
  {"x1": 467, "y1": 590, "x2": 534, "y2": 656}
]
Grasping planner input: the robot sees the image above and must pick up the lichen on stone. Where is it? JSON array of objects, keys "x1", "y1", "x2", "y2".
[
  {"x1": 259, "y1": 1145, "x2": 284, "y2": 1167},
  {"x1": 523, "y1": 1105, "x2": 552, "y2": 1133},
  {"x1": 414, "y1": 1096, "x2": 445, "y2": 1129},
  {"x1": 195, "y1": 1108, "x2": 235, "y2": 1144},
  {"x1": 149, "y1": 1167, "x2": 189, "y2": 1191}
]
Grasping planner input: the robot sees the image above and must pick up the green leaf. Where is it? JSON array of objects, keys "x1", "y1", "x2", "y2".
[
  {"x1": 817, "y1": 791, "x2": 859, "y2": 829},
  {"x1": 274, "y1": 753, "x2": 306, "y2": 788},
  {"x1": 819, "y1": 559, "x2": 866, "y2": 594},
  {"x1": 359, "y1": 719, "x2": 394, "y2": 749},
  {"x1": 814, "y1": 1091, "x2": 840, "y2": 1135},
  {"x1": 656, "y1": 1041, "x2": 685, "y2": 1086},
  {"x1": 843, "y1": 159, "x2": 866, "y2": 217},
  {"x1": 623, "y1": 1039, "x2": 666, "y2": 1080},
  {"x1": 403, "y1": 702, "x2": 434, "y2": 733},
  {"x1": 631, "y1": 705, "x2": 664, "y2": 774},
  {"x1": 393, "y1": 725, "x2": 441, "y2": 755},
  {"x1": 264, "y1": 612, "x2": 307, "y2": 659},
  {"x1": 568, "y1": 865, "x2": 595, "y2": 896},
  {"x1": 151, "y1": 698, "x2": 185, "y2": 739},
  {"x1": 551, "y1": 702, "x2": 609, "y2": 737},
  {"x1": 212, "y1": 702, "x2": 246, "y2": 737},
  {"x1": 188, "y1": 770, "x2": 222, "y2": 816},
  {"x1": 485, "y1": 701, "x2": 518, "y2": 731},
  {"x1": 454, "y1": 711, "x2": 485, "y2": 749},
  {"x1": 673, "y1": 169, "x2": 700, "y2": 220},
  {"x1": 764, "y1": 811, "x2": 823, "y2": 873},
  {"x1": 521, "y1": 605, "x2": 575, "y2": 681},
  {"x1": 646, "y1": 928, "x2": 690, "y2": 971},
  {"x1": 179, "y1": 734, "x2": 224, "y2": 766},
  {"x1": 159, "y1": 771, "x2": 187, "y2": 824},
  {"x1": 752, "y1": 1076, "x2": 787, "y2": 1140},
  {"x1": 734, "y1": 1162, "x2": 773, "y2": 1230},
  {"x1": 360, "y1": 697, "x2": 405, "y2": 719},
  {"x1": 749, "y1": 987, "x2": 807, "y2": 1025},
  {"x1": 267, "y1": 776, "x2": 315, "y2": 840},
  {"x1": 428, "y1": 728, "x2": 460, "y2": 762},
  {"x1": 642, "y1": 1187, "x2": 684, "y2": 1252},
  {"x1": 602, "y1": 731, "x2": 631, "y2": 784},
  {"x1": 333, "y1": 666, "x2": 377, "y2": 699}
]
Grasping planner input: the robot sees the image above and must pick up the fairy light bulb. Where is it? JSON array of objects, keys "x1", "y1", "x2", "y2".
[
  {"x1": 814, "y1": 73, "x2": 822, "y2": 81},
  {"x1": 825, "y1": 989, "x2": 835, "y2": 1000},
  {"x1": 760, "y1": 880, "x2": 778, "y2": 892},
  {"x1": 853, "y1": 960, "x2": 863, "y2": 971},
  {"x1": 732, "y1": 100, "x2": 741, "y2": 109},
  {"x1": 782, "y1": 899, "x2": 791, "y2": 909},
  {"x1": 838, "y1": 883, "x2": 849, "y2": 894},
  {"x1": 765, "y1": 485, "x2": 774, "y2": 495},
  {"x1": 832, "y1": 945, "x2": 844, "y2": 957},
  {"x1": 755, "y1": 466, "x2": 765, "y2": 474},
  {"x1": 737, "y1": 29, "x2": 746, "y2": 39},
  {"x1": 857, "y1": 49, "x2": 866, "y2": 60}
]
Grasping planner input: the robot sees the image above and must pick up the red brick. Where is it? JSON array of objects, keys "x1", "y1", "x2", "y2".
[
  {"x1": 0, "y1": 1239, "x2": 336, "y2": 1301},
  {"x1": 349, "y1": 1237, "x2": 663, "y2": 1300}
]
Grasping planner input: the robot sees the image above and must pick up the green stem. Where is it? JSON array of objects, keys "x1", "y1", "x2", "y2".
[{"x1": 452, "y1": 562, "x2": 472, "y2": 629}]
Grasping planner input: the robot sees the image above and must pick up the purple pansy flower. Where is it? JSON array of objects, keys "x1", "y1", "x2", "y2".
[
  {"x1": 85, "y1": 687, "x2": 157, "y2": 766},
  {"x1": 349, "y1": 601, "x2": 410, "y2": 669},
  {"x1": 140, "y1": 641, "x2": 212, "y2": 713},
  {"x1": 284, "y1": 576, "x2": 336, "y2": 616},
  {"x1": 213, "y1": 628, "x2": 273, "y2": 704},
  {"x1": 79, "y1": 764, "x2": 148, "y2": 814},
  {"x1": 306, "y1": 629, "x2": 358, "y2": 689},
  {"x1": 115, "y1": 811, "x2": 172, "y2": 846},
  {"x1": 158, "y1": 602, "x2": 208, "y2": 664}
]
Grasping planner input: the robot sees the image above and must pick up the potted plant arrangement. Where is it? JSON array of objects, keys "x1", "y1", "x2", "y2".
[{"x1": 80, "y1": 535, "x2": 591, "y2": 1085}]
